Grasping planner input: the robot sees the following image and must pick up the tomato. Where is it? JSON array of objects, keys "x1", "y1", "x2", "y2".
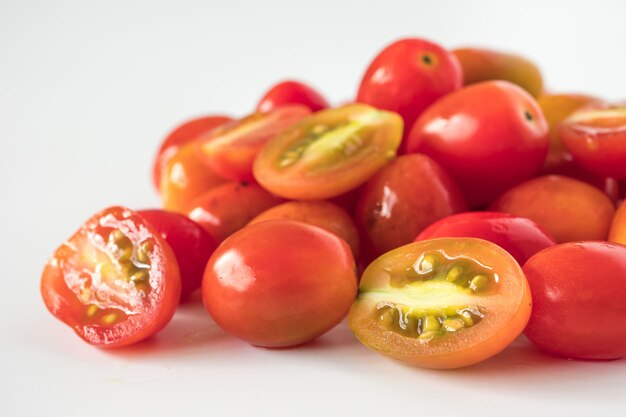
[
  {"x1": 348, "y1": 238, "x2": 531, "y2": 369},
  {"x1": 355, "y1": 154, "x2": 467, "y2": 263},
  {"x1": 160, "y1": 143, "x2": 227, "y2": 214},
  {"x1": 257, "y1": 80, "x2": 330, "y2": 113},
  {"x1": 198, "y1": 106, "x2": 311, "y2": 182},
  {"x1": 40, "y1": 207, "x2": 181, "y2": 347},
  {"x1": 453, "y1": 48, "x2": 543, "y2": 97},
  {"x1": 187, "y1": 182, "x2": 284, "y2": 244},
  {"x1": 490, "y1": 175, "x2": 615, "y2": 243},
  {"x1": 406, "y1": 81, "x2": 549, "y2": 208},
  {"x1": 523, "y1": 242, "x2": 626, "y2": 360},
  {"x1": 152, "y1": 115, "x2": 231, "y2": 191},
  {"x1": 202, "y1": 220, "x2": 357, "y2": 347},
  {"x1": 138, "y1": 210, "x2": 216, "y2": 302},
  {"x1": 253, "y1": 103, "x2": 403, "y2": 200},
  {"x1": 356, "y1": 38, "x2": 462, "y2": 148},
  {"x1": 609, "y1": 201, "x2": 626, "y2": 244},
  {"x1": 415, "y1": 212, "x2": 556, "y2": 265},
  {"x1": 559, "y1": 105, "x2": 626, "y2": 180},
  {"x1": 249, "y1": 200, "x2": 360, "y2": 257}
]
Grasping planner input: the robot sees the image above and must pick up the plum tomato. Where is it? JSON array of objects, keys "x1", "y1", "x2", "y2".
[
  {"x1": 257, "y1": 80, "x2": 330, "y2": 113},
  {"x1": 40, "y1": 206, "x2": 181, "y2": 347},
  {"x1": 490, "y1": 175, "x2": 615, "y2": 243},
  {"x1": 453, "y1": 48, "x2": 543, "y2": 97},
  {"x1": 523, "y1": 242, "x2": 626, "y2": 360},
  {"x1": 559, "y1": 105, "x2": 626, "y2": 180},
  {"x1": 609, "y1": 201, "x2": 626, "y2": 244},
  {"x1": 348, "y1": 238, "x2": 531, "y2": 369},
  {"x1": 160, "y1": 143, "x2": 227, "y2": 214},
  {"x1": 355, "y1": 154, "x2": 467, "y2": 263},
  {"x1": 138, "y1": 210, "x2": 216, "y2": 302},
  {"x1": 198, "y1": 105, "x2": 311, "y2": 182},
  {"x1": 248, "y1": 200, "x2": 360, "y2": 257},
  {"x1": 253, "y1": 104, "x2": 403, "y2": 200},
  {"x1": 202, "y1": 220, "x2": 358, "y2": 347},
  {"x1": 187, "y1": 182, "x2": 284, "y2": 244},
  {"x1": 415, "y1": 212, "x2": 556, "y2": 265},
  {"x1": 406, "y1": 81, "x2": 549, "y2": 208},
  {"x1": 152, "y1": 115, "x2": 231, "y2": 191},
  {"x1": 356, "y1": 38, "x2": 462, "y2": 147}
]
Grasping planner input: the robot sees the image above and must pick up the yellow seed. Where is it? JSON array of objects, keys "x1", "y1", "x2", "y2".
[
  {"x1": 445, "y1": 265, "x2": 463, "y2": 282},
  {"x1": 101, "y1": 313, "x2": 118, "y2": 325},
  {"x1": 311, "y1": 124, "x2": 329, "y2": 135},
  {"x1": 108, "y1": 229, "x2": 125, "y2": 244},
  {"x1": 442, "y1": 317, "x2": 465, "y2": 332},
  {"x1": 419, "y1": 331, "x2": 438, "y2": 340},
  {"x1": 417, "y1": 254, "x2": 436, "y2": 274},
  {"x1": 86, "y1": 304, "x2": 99, "y2": 317},
  {"x1": 130, "y1": 269, "x2": 149, "y2": 284},
  {"x1": 469, "y1": 275, "x2": 489, "y2": 292},
  {"x1": 459, "y1": 310, "x2": 475, "y2": 327},
  {"x1": 422, "y1": 314, "x2": 441, "y2": 332}
]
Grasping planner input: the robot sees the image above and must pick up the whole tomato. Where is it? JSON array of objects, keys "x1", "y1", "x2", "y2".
[{"x1": 257, "y1": 80, "x2": 329, "y2": 113}]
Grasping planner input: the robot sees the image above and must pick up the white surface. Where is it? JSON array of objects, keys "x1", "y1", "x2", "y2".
[{"x1": 2, "y1": 0, "x2": 626, "y2": 415}]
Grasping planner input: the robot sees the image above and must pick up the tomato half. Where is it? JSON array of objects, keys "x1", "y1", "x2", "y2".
[
  {"x1": 609, "y1": 201, "x2": 626, "y2": 244},
  {"x1": 348, "y1": 238, "x2": 531, "y2": 369},
  {"x1": 40, "y1": 207, "x2": 181, "y2": 347},
  {"x1": 202, "y1": 220, "x2": 357, "y2": 347},
  {"x1": 253, "y1": 104, "x2": 403, "y2": 199},
  {"x1": 257, "y1": 80, "x2": 329, "y2": 113}
]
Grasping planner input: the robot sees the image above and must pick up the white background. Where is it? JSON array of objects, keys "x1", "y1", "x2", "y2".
[{"x1": 2, "y1": 0, "x2": 626, "y2": 415}]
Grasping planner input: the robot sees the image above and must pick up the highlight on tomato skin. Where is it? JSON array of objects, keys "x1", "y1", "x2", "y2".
[{"x1": 257, "y1": 80, "x2": 330, "y2": 113}]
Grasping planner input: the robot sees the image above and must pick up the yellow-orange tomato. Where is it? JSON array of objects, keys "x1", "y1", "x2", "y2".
[{"x1": 609, "y1": 202, "x2": 626, "y2": 245}]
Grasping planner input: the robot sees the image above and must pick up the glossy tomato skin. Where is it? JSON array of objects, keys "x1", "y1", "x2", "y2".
[
  {"x1": 490, "y1": 175, "x2": 615, "y2": 243},
  {"x1": 416, "y1": 212, "x2": 556, "y2": 265},
  {"x1": 523, "y1": 242, "x2": 626, "y2": 360},
  {"x1": 152, "y1": 115, "x2": 231, "y2": 191},
  {"x1": 257, "y1": 80, "x2": 329, "y2": 113},
  {"x1": 609, "y1": 202, "x2": 626, "y2": 244},
  {"x1": 357, "y1": 38, "x2": 462, "y2": 147},
  {"x1": 407, "y1": 81, "x2": 549, "y2": 208},
  {"x1": 355, "y1": 154, "x2": 467, "y2": 263},
  {"x1": 138, "y1": 210, "x2": 216, "y2": 302},
  {"x1": 202, "y1": 220, "x2": 357, "y2": 348},
  {"x1": 41, "y1": 206, "x2": 181, "y2": 347}
]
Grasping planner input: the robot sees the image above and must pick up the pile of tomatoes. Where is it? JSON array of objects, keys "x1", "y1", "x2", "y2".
[{"x1": 41, "y1": 38, "x2": 626, "y2": 369}]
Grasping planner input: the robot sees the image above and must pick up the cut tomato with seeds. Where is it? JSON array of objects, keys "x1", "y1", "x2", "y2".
[{"x1": 349, "y1": 238, "x2": 531, "y2": 369}]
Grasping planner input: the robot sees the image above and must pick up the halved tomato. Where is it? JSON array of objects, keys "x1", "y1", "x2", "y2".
[{"x1": 349, "y1": 238, "x2": 531, "y2": 369}]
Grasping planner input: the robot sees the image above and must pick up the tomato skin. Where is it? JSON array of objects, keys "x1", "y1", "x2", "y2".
[
  {"x1": 257, "y1": 80, "x2": 330, "y2": 113},
  {"x1": 406, "y1": 81, "x2": 549, "y2": 208},
  {"x1": 609, "y1": 201, "x2": 626, "y2": 244},
  {"x1": 41, "y1": 207, "x2": 181, "y2": 348},
  {"x1": 202, "y1": 220, "x2": 357, "y2": 347},
  {"x1": 490, "y1": 175, "x2": 615, "y2": 243},
  {"x1": 356, "y1": 38, "x2": 462, "y2": 147},
  {"x1": 355, "y1": 154, "x2": 467, "y2": 263},
  {"x1": 138, "y1": 210, "x2": 216, "y2": 302},
  {"x1": 152, "y1": 115, "x2": 232, "y2": 191},
  {"x1": 523, "y1": 242, "x2": 626, "y2": 360},
  {"x1": 415, "y1": 212, "x2": 556, "y2": 265}
]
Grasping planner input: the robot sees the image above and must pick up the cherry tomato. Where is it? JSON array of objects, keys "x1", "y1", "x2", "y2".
[
  {"x1": 523, "y1": 242, "x2": 626, "y2": 360},
  {"x1": 559, "y1": 105, "x2": 626, "y2": 180},
  {"x1": 198, "y1": 106, "x2": 311, "y2": 182},
  {"x1": 609, "y1": 201, "x2": 626, "y2": 244},
  {"x1": 138, "y1": 210, "x2": 216, "y2": 302},
  {"x1": 490, "y1": 175, "x2": 615, "y2": 243},
  {"x1": 249, "y1": 200, "x2": 360, "y2": 257},
  {"x1": 407, "y1": 81, "x2": 549, "y2": 208},
  {"x1": 152, "y1": 115, "x2": 231, "y2": 191},
  {"x1": 415, "y1": 212, "x2": 556, "y2": 265},
  {"x1": 257, "y1": 80, "x2": 330, "y2": 113},
  {"x1": 355, "y1": 154, "x2": 467, "y2": 263},
  {"x1": 202, "y1": 220, "x2": 357, "y2": 347},
  {"x1": 349, "y1": 238, "x2": 531, "y2": 369},
  {"x1": 253, "y1": 103, "x2": 403, "y2": 200},
  {"x1": 40, "y1": 206, "x2": 181, "y2": 347},
  {"x1": 453, "y1": 48, "x2": 543, "y2": 97},
  {"x1": 356, "y1": 38, "x2": 462, "y2": 147},
  {"x1": 160, "y1": 143, "x2": 227, "y2": 214},
  {"x1": 187, "y1": 182, "x2": 284, "y2": 244}
]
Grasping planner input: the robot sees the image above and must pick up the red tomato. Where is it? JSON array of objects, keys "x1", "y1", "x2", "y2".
[
  {"x1": 40, "y1": 206, "x2": 181, "y2": 347},
  {"x1": 349, "y1": 238, "x2": 531, "y2": 369},
  {"x1": 406, "y1": 81, "x2": 549, "y2": 208},
  {"x1": 138, "y1": 210, "x2": 216, "y2": 302},
  {"x1": 257, "y1": 80, "x2": 330, "y2": 113},
  {"x1": 355, "y1": 154, "x2": 467, "y2": 263},
  {"x1": 609, "y1": 201, "x2": 626, "y2": 244},
  {"x1": 523, "y1": 242, "x2": 626, "y2": 360},
  {"x1": 152, "y1": 115, "x2": 231, "y2": 191},
  {"x1": 198, "y1": 106, "x2": 311, "y2": 182},
  {"x1": 356, "y1": 38, "x2": 462, "y2": 148},
  {"x1": 202, "y1": 220, "x2": 357, "y2": 347},
  {"x1": 415, "y1": 212, "x2": 556, "y2": 265}
]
